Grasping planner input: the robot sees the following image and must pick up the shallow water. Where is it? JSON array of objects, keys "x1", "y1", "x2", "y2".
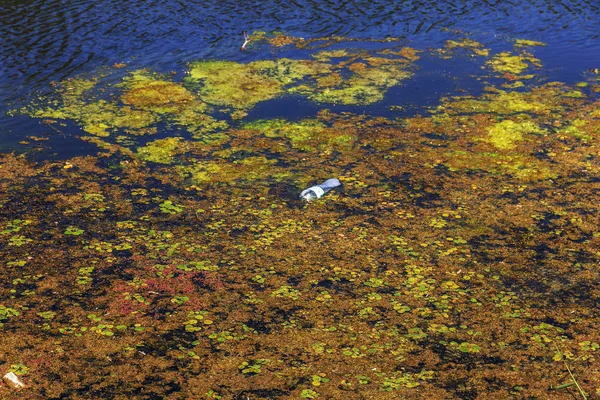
[{"x1": 1, "y1": 1, "x2": 600, "y2": 399}]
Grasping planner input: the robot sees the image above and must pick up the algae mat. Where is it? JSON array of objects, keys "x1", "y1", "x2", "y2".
[{"x1": 2, "y1": 33, "x2": 600, "y2": 399}]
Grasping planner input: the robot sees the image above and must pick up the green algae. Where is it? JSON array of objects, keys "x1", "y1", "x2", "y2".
[
  {"x1": 18, "y1": 69, "x2": 225, "y2": 142},
  {"x1": 187, "y1": 60, "x2": 286, "y2": 109},
  {"x1": 434, "y1": 84, "x2": 583, "y2": 116},
  {"x1": 486, "y1": 51, "x2": 542, "y2": 76},
  {"x1": 187, "y1": 51, "x2": 417, "y2": 108},
  {"x1": 120, "y1": 71, "x2": 199, "y2": 113},
  {"x1": 243, "y1": 118, "x2": 356, "y2": 152},
  {"x1": 137, "y1": 137, "x2": 188, "y2": 164},
  {"x1": 186, "y1": 58, "x2": 333, "y2": 109},
  {"x1": 514, "y1": 39, "x2": 546, "y2": 49},
  {"x1": 438, "y1": 38, "x2": 490, "y2": 57},
  {"x1": 18, "y1": 39, "x2": 420, "y2": 153},
  {"x1": 178, "y1": 156, "x2": 291, "y2": 185},
  {"x1": 174, "y1": 109, "x2": 228, "y2": 139},
  {"x1": 291, "y1": 55, "x2": 416, "y2": 105},
  {"x1": 486, "y1": 118, "x2": 546, "y2": 150}
]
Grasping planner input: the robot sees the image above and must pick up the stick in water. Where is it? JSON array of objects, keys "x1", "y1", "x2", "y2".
[{"x1": 241, "y1": 31, "x2": 251, "y2": 51}]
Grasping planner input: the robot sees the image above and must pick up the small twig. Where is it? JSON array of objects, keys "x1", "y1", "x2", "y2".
[
  {"x1": 565, "y1": 362, "x2": 587, "y2": 400},
  {"x1": 42, "y1": 120, "x2": 66, "y2": 139},
  {"x1": 550, "y1": 382, "x2": 575, "y2": 390},
  {"x1": 241, "y1": 31, "x2": 251, "y2": 51},
  {"x1": 554, "y1": 344, "x2": 587, "y2": 400}
]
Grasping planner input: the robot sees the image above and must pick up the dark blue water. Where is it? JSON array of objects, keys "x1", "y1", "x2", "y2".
[{"x1": 2, "y1": 0, "x2": 600, "y2": 153}]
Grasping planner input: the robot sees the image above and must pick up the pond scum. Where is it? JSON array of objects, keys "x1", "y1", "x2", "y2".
[{"x1": 1, "y1": 32, "x2": 600, "y2": 399}]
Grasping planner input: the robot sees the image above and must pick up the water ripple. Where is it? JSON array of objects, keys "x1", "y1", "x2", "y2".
[{"x1": 1, "y1": 0, "x2": 600, "y2": 107}]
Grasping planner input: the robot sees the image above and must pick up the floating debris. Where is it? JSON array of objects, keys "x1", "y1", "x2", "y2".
[
  {"x1": 3, "y1": 372, "x2": 25, "y2": 390},
  {"x1": 300, "y1": 178, "x2": 341, "y2": 201},
  {"x1": 240, "y1": 31, "x2": 251, "y2": 51}
]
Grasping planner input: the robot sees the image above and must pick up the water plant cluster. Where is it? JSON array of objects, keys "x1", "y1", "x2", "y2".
[{"x1": 1, "y1": 33, "x2": 600, "y2": 398}]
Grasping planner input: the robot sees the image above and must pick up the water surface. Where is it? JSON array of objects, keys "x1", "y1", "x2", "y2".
[{"x1": 1, "y1": 1, "x2": 600, "y2": 399}]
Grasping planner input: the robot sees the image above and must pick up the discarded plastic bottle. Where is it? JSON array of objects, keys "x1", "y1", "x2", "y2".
[{"x1": 300, "y1": 178, "x2": 341, "y2": 201}]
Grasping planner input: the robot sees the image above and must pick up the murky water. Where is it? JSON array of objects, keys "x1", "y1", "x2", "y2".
[{"x1": 2, "y1": 1, "x2": 600, "y2": 399}]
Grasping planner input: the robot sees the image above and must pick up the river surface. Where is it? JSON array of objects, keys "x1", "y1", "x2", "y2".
[{"x1": 2, "y1": 0, "x2": 600, "y2": 146}]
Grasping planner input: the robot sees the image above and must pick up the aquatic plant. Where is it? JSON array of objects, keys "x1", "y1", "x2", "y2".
[
  {"x1": 486, "y1": 50, "x2": 542, "y2": 76},
  {"x1": 238, "y1": 359, "x2": 270, "y2": 374},
  {"x1": 301, "y1": 389, "x2": 320, "y2": 398},
  {"x1": 64, "y1": 226, "x2": 85, "y2": 236},
  {"x1": 486, "y1": 118, "x2": 546, "y2": 150},
  {"x1": 3, "y1": 33, "x2": 600, "y2": 399}
]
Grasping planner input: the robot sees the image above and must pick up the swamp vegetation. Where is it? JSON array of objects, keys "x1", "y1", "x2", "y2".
[{"x1": 1, "y1": 32, "x2": 600, "y2": 399}]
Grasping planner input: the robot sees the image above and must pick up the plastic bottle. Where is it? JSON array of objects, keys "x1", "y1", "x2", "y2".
[{"x1": 300, "y1": 178, "x2": 341, "y2": 201}]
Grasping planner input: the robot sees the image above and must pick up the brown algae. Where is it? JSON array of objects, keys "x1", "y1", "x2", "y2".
[{"x1": 3, "y1": 34, "x2": 600, "y2": 399}]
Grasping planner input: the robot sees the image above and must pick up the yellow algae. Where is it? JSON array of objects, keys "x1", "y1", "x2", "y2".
[
  {"x1": 297, "y1": 82, "x2": 384, "y2": 105},
  {"x1": 265, "y1": 32, "x2": 296, "y2": 47},
  {"x1": 486, "y1": 51, "x2": 542, "y2": 76},
  {"x1": 445, "y1": 38, "x2": 489, "y2": 56},
  {"x1": 292, "y1": 60, "x2": 414, "y2": 105},
  {"x1": 179, "y1": 156, "x2": 289, "y2": 185},
  {"x1": 248, "y1": 118, "x2": 325, "y2": 141},
  {"x1": 173, "y1": 109, "x2": 228, "y2": 138},
  {"x1": 73, "y1": 100, "x2": 157, "y2": 137},
  {"x1": 60, "y1": 77, "x2": 99, "y2": 101},
  {"x1": 435, "y1": 85, "x2": 581, "y2": 116},
  {"x1": 188, "y1": 53, "x2": 415, "y2": 108},
  {"x1": 247, "y1": 31, "x2": 298, "y2": 48},
  {"x1": 19, "y1": 68, "x2": 225, "y2": 139},
  {"x1": 20, "y1": 39, "x2": 420, "y2": 140},
  {"x1": 187, "y1": 59, "x2": 330, "y2": 109},
  {"x1": 514, "y1": 39, "x2": 546, "y2": 49},
  {"x1": 444, "y1": 150, "x2": 557, "y2": 180},
  {"x1": 499, "y1": 154, "x2": 556, "y2": 180},
  {"x1": 136, "y1": 137, "x2": 188, "y2": 164},
  {"x1": 121, "y1": 74, "x2": 197, "y2": 113},
  {"x1": 431, "y1": 38, "x2": 489, "y2": 59},
  {"x1": 560, "y1": 119, "x2": 591, "y2": 141},
  {"x1": 10, "y1": 34, "x2": 600, "y2": 400},
  {"x1": 378, "y1": 47, "x2": 423, "y2": 61},
  {"x1": 312, "y1": 49, "x2": 352, "y2": 61},
  {"x1": 486, "y1": 119, "x2": 546, "y2": 150},
  {"x1": 588, "y1": 107, "x2": 600, "y2": 118},
  {"x1": 119, "y1": 71, "x2": 220, "y2": 136},
  {"x1": 563, "y1": 90, "x2": 586, "y2": 98},
  {"x1": 365, "y1": 56, "x2": 411, "y2": 67},
  {"x1": 243, "y1": 118, "x2": 355, "y2": 152},
  {"x1": 187, "y1": 60, "x2": 283, "y2": 109},
  {"x1": 397, "y1": 47, "x2": 422, "y2": 61},
  {"x1": 113, "y1": 107, "x2": 159, "y2": 131},
  {"x1": 316, "y1": 72, "x2": 344, "y2": 88},
  {"x1": 262, "y1": 58, "x2": 332, "y2": 85},
  {"x1": 501, "y1": 81, "x2": 525, "y2": 89}
]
